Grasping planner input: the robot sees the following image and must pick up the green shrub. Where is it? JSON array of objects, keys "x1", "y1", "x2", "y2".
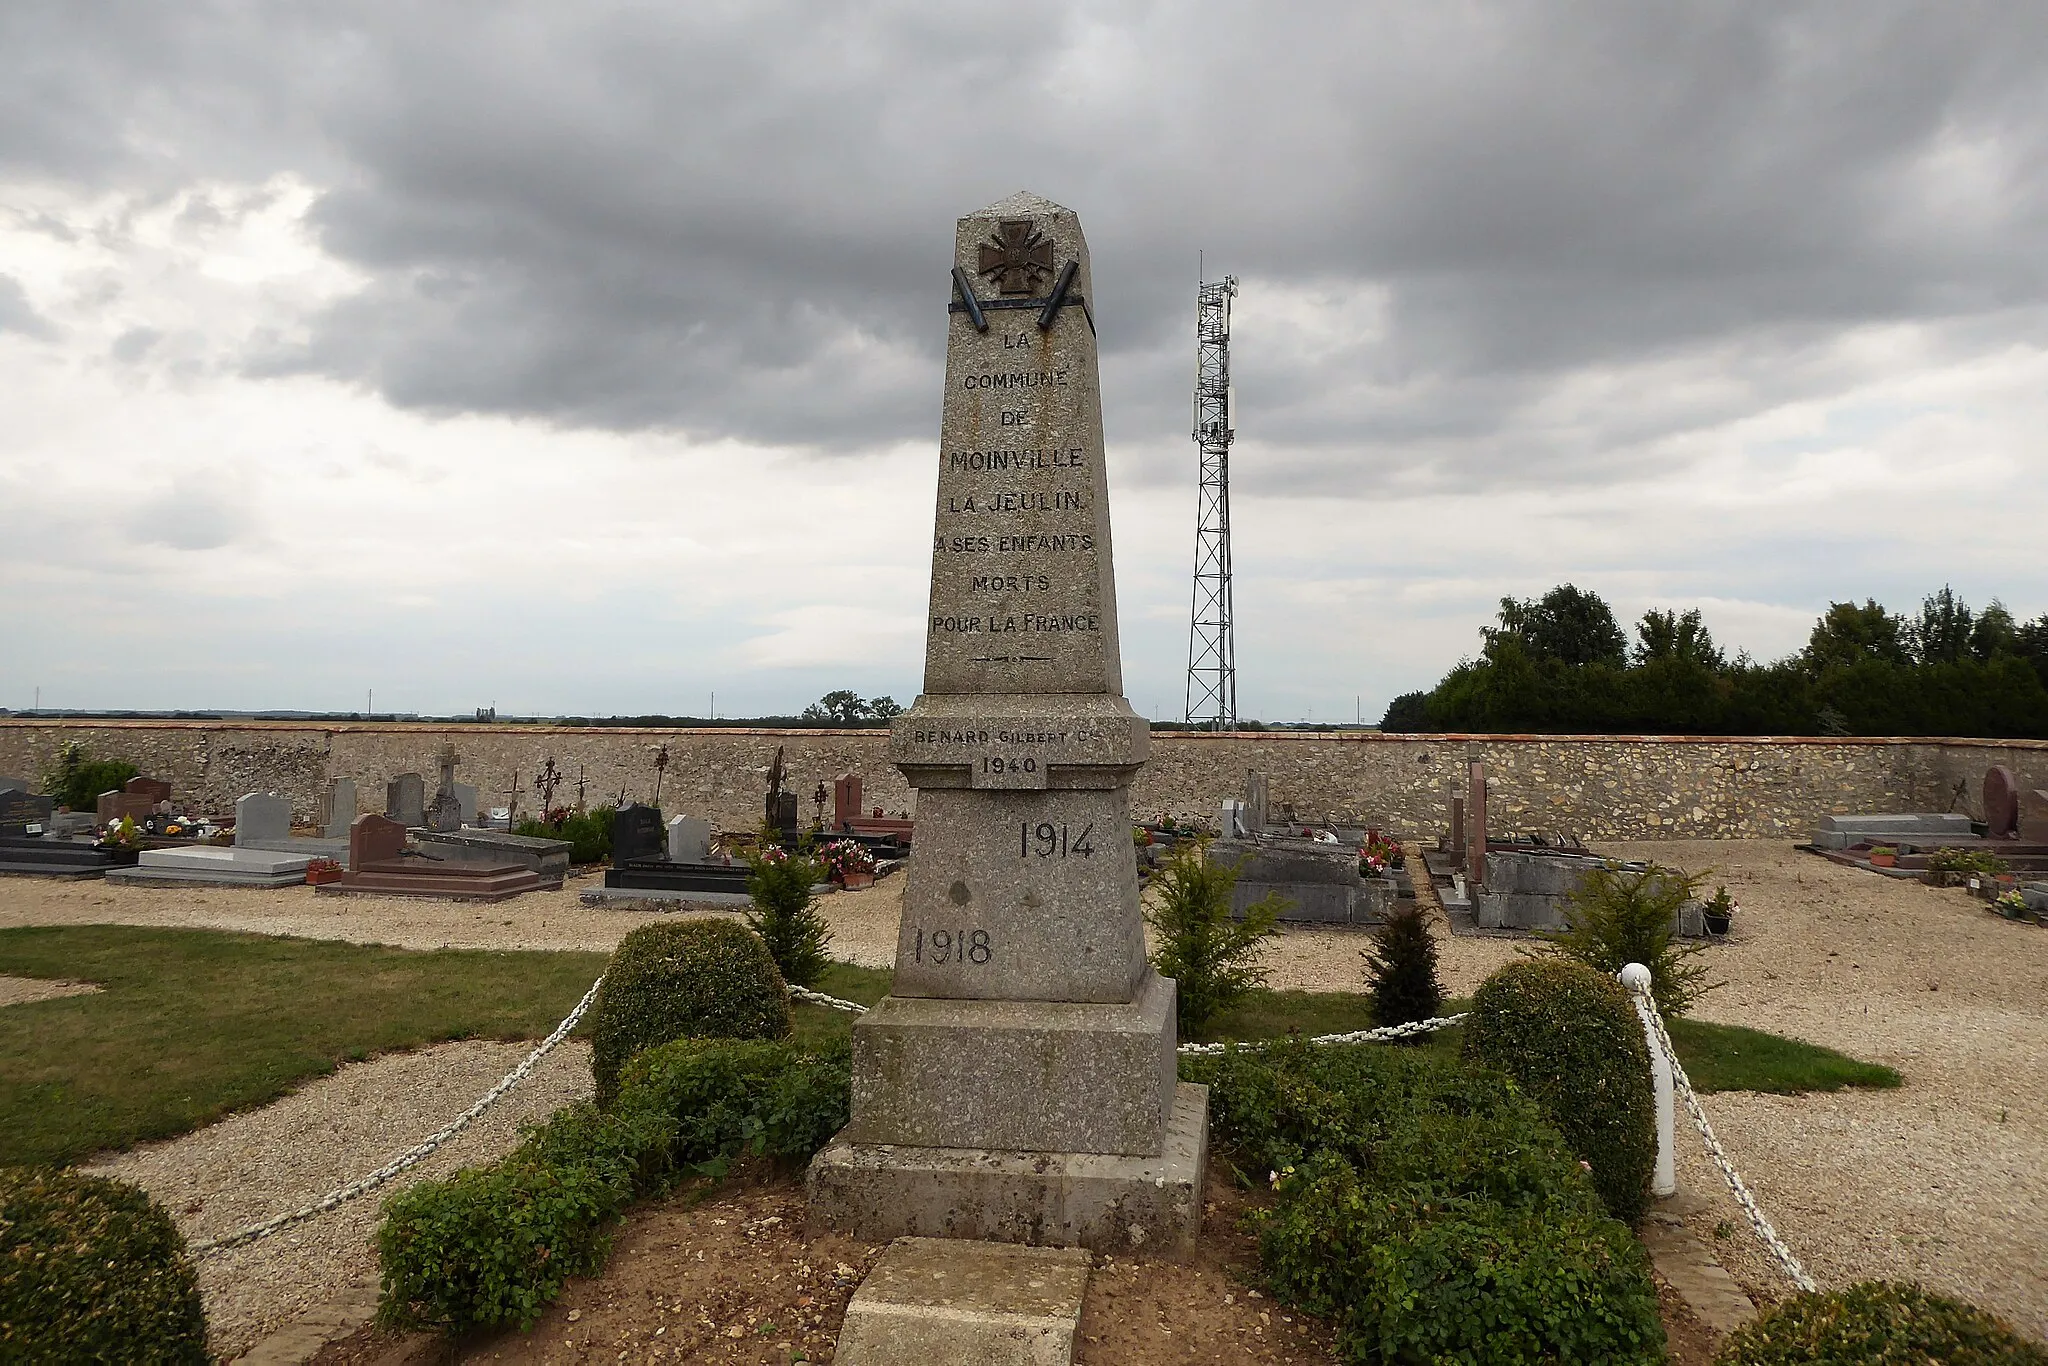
[
  {"x1": 377, "y1": 1105, "x2": 659, "y2": 1333},
  {"x1": 1189, "y1": 1041, "x2": 1661, "y2": 1365},
  {"x1": 1928, "y1": 846, "x2": 2011, "y2": 877},
  {"x1": 38, "y1": 744, "x2": 140, "y2": 814},
  {"x1": 1363, "y1": 903, "x2": 1443, "y2": 1031},
  {"x1": 378, "y1": 1039, "x2": 848, "y2": 1334},
  {"x1": 1718, "y1": 1281, "x2": 2048, "y2": 1365},
  {"x1": 590, "y1": 920, "x2": 791, "y2": 1107},
  {"x1": 1464, "y1": 959, "x2": 1657, "y2": 1223},
  {"x1": 515, "y1": 805, "x2": 614, "y2": 864},
  {"x1": 1185, "y1": 1036, "x2": 1585, "y2": 1195},
  {"x1": 0, "y1": 1168, "x2": 208, "y2": 1363},
  {"x1": 742, "y1": 843, "x2": 833, "y2": 987},
  {"x1": 1145, "y1": 840, "x2": 1285, "y2": 1036},
  {"x1": 618, "y1": 1036, "x2": 850, "y2": 1177},
  {"x1": 1546, "y1": 861, "x2": 1716, "y2": 1016}
]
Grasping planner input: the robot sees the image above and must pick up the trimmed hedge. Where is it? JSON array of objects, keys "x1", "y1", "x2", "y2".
[
  {"x1": 0, "y1": 1168, "x2": 208, "y2": 1363},
  {"x1": 377, "y1": 1038, "x2": 848, "y2": 1334},
  {"x1": 1184, "y1": 1039, "x2": 1665, "y2": 1365},
  {"x1": 1717, "y1": 1281, "x2": 2048, "y2": 1365},
  {"x1": 589, "y1": 920, "x2": 791, "y2": 1107},
  {"x1": 1464, "y1": 958, "x2": 1658, "y2": 1223}
]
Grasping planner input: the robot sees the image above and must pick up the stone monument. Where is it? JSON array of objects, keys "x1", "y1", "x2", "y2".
[
  {"x1": 809, "y1": 192, "x2": 1205, "y2": 1256},
  {"x1": 322, "y1": 778, "x2": 358, "y2": 839},
  {"x1": 386, "y1": 773, "x2": 426, "y2": 829}
]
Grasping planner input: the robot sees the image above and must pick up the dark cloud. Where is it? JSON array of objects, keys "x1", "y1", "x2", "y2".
[{"x1": 7, "y1": 2, "x2": 2048, "y2": 481}]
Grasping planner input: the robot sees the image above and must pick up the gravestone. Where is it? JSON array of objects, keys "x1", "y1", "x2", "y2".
[
  {"x1": 323, "y1": 778, "x2": 358, "y2": 839},
  {"x1": 810, "y1": 192, "x2": 1204, "y2": 1256},
  {"x1": 347, "y1": 813, "x2": 408, "y2": 871},
  {"x1": 1219, "y1": 798, "x2": 1247, "y2": 838},
  {"x1": 2021, "y1": 788, "x2": 2048, "y2": 845},
  {"x1": 0, "y1": 791, "x2": 54, "y2": 837},
  {"x1": 1244, "y1": 771, "x2": 1269, "y2": 833},
  {"x1": 611, "y1": 803, "x2": 666, "y2": 865},
  {"x1": 96, "y1": 789, "x2": 155, "y2": 825},
  {"x1": 1984, "y1": 766, "x2": 2019, "y2": 840},
  {"x1": 0, "y1": 777, "x2": 29, "y2": 796},
  {"x1": 1467, "y1": 760, "x2": 1488, "y2": 888},
  {"x1": 833, "y1": 772, "x2": 863, "y2": 830},
  {"x1": 386, "y1": 773, "x2": 426, "y2": 828},
  {"x1": 1447, "y1": 794, "x2": 1465, "y2": 867},
  {"x1": 453, "y1": 783, "x2": 479, "y2": 827},
  {"x1": 234, "y1": 792, "x2": 292, "y2": 845},
  {"x1": 126, "y1": 777, "x2": 173, "y2": 806},
  {"x1": 424, "y1": 746, "x2": 463, "y2": 833},
  {"x1": 667, "y1": 815, "x2": 711, "y2": 864}
]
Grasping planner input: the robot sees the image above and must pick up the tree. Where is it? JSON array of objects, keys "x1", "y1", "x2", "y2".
[
  {"x1": 1363, "y1": 903, "x2": 1443, "y2": 1031},
  {"x1": 1144, "y1": 842, "x2": 1284, "y2": 1037},
  {"x1": 1910, "y1": 586, "x2": 1974, "y2": 665},
  {"x1": 869, "y1": 695, "x2": 904, "y2": 720},
  {"x1": 802, "y1": 690, "x2": 869, "y2": 725},
  {"x1": 1484, "y1": 584, "x2": 1627, "y2": 668},
  {"x1": 1379, "y1": 691, "x2": 1430, "y2": 732},
  {"x1": 1804, "y1": 600, "x2": 1909, "y2": 672},
  {"x1": 2016, "y1": 614, "x2": 2048, "y2": 690},
  {"x1": 1633, "y1": 608, "x2": 1724, "y2": 670},
  {"x1": 1970, "y1": 601, "x2": 2018, "y2": 660}
]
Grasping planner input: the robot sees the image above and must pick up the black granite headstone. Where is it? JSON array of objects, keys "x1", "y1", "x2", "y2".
[
  {"x1": 774, "y1": 791, "x2": 800, "y2": 840},
  {"x1": 611, "y1": 803, "x2": 666, "y2": 865},
  {"x1": 0, "y1": 792, "x2": 54, "y2": 837}
]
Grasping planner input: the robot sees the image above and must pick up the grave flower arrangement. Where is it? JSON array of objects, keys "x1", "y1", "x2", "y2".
[
  {"x1": 819, "y1": 839, "x2": 876, "y2": 884},
  {"x1": 98, "y1": 816, "x2": 143, "y2": 850},
  {"x1": 1359, "y1": 832, "x2": 1402, "y2": 878},
  {"x1": 1993, "y1": 889, "x2": 2034, "y2": 921}
]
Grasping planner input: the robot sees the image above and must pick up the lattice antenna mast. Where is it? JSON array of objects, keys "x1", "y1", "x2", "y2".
[{"x1": 1185, "y1": 275, "x2": 1239, "y2": 730}]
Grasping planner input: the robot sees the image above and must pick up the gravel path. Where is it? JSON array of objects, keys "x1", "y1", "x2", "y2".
[{"x1": 5, "y1": 839, "x2": 2045, "y2": 1345}]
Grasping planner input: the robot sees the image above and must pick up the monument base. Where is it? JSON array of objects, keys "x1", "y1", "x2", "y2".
[
  {"x1": 848, "y1": 971, "x2": 1177, "y2": 1155},
  {"x1": 807, "y1": 1082, "x2": 1207, "y2": 1257}
]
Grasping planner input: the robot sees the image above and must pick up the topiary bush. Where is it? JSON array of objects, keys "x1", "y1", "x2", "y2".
[
  {"x1": 377, "y1": 1038, "x2": 850, "y2": 1334},
  {"x1": 1185, "y1": 1040, "x2": 1663, "y2": 1366},
  {"x1": 589, "y1": 920, "x2": 791, "y2": 1107},
  {"x1": 1263, "y1": 1161, "x2": 1663, "y2": 1365},
  {"x1": 0, "y1": 1167, "x2": 209, "y2": 1363},
  {"x1": 1717, "y1": 1281, "x2": 2048, "y2": 1365},
  {"x1": 1464, "y1": 959, "x2": 1657, "y2": 1224},
  {"x1": 1363, "y1": 902, "x2": 1443, "y2": 1031},
  {"x1": 618, "y1": 1037, "x2": 850, "y2": 1179}
]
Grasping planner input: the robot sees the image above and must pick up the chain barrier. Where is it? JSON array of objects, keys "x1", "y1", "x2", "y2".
[
  {"x1": 187, "y1": 979, "x2": 1463, "y2": 1260},
  {"x1": 190, "y1": 974, "x2": 606, "y2": 1259},
  {"x1": 1632, "y1": 982, "x2": 1819, "y2": 1294}
]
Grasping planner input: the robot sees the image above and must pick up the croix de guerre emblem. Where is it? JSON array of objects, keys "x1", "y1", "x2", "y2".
[{"x1": 978, "y1": 220, "x2": 1055, "y2": 295}]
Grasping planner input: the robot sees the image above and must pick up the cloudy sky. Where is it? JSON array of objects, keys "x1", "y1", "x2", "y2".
[{"x1": 4, "y1": 3, "x2": 2046, "y2": 722}]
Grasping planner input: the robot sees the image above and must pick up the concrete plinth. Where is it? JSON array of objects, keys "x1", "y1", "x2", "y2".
[
  {"x1": 835, "y1": 1238, "x2": 1090, "y2": 1366},
  {"x1": 809, "y1": 1082, "x2": 1207, "y2": 1256},
  {"x1": 848, "y1": 970, "x2": 1176, "y2": 1155}
]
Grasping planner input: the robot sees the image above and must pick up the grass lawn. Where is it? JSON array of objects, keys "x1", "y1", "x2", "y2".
[
  {"x1": 0, "y1": 925, "x2": 607, "y2": 1167},
  {"x1": 1665, "y1": 1016, "x2": 1902, "y2": 1095}
]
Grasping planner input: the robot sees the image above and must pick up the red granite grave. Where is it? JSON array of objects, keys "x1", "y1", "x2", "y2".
[
  {"x1": 318, "y1": 813, "x2": 542, "y2": 902},
  {"x1": 832, "y1": 773, "x2": 913, "y2": 843}
]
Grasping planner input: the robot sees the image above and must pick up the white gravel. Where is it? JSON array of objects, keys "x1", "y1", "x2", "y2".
[{"x1": 6, "y1": 839, "x2": 2046, "y2": 1345}]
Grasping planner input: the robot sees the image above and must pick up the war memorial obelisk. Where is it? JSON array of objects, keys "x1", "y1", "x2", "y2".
[{"x1": 808, "y1": 192, "x2": 1207, "y2": 1254}]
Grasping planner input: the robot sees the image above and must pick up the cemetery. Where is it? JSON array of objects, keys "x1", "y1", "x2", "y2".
[{"x1": 1, "y1": 191, "x2": 2045, "y2": 1366}]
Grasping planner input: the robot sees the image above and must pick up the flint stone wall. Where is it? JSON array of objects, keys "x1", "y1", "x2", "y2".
[{"x1": 2, "y1": 721, "x2": 2043, "y2": 841}]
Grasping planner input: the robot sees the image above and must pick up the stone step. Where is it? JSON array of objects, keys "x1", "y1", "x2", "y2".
[{"x1": 835, "y1": 1237, "x2": 1091, "y2": 1366}]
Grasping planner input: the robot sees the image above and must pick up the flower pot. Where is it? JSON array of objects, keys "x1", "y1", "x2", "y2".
[
  {"x1": 305, "y1": 863, "x2": 344, "y2": 886},
  {"x1": 839, "y1": 871, "x2": 874, "y2": 890},
  {"x1": 1869, "y1": 852, "x2": 1897, "y2": 868},
  {"x1": 1703, "y1": 912, "x2": 1732, "y2": 936}
]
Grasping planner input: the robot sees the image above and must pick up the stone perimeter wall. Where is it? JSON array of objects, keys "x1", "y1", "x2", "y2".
[{"x1": 5, "y1": 720, "x2": 2044, "y2": 842}]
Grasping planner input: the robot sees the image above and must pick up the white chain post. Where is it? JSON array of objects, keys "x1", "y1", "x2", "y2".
[{"x1": 1620, "y1": 963, "x2": 1676, "y2": 1198}]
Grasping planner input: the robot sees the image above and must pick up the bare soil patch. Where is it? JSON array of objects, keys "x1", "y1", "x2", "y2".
[
  {"x1": 315, "y1": 1163, "x2": 1340, "y2": 1365},
  {"x1": 0, "y1": 973, "x2": 100, "y2": 1005}
]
